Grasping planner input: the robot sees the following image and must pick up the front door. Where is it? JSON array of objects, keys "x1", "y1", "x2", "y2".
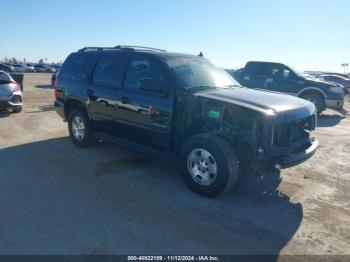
[
  {"x1": 114, "y1": 54, "x2": 173, "y2": 152},
  {"x1": 264, "y1": 64, "x2": 299, "y2": 95}
]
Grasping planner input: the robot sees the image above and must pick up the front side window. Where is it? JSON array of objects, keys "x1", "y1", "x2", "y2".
[
  {"x1": 92, "y1": 55, "x2": 123, "y2": 87},
  {"x1": 124, "y1": 58, "x2": 165, "y2": 90},
  {"x1": 165, "y1": 56, "x2": 239, "y2": 90},
  {"x1": 268, "y1": 65, "x2": 293, "y2": 79},
  {"x1": 282, "y1": 69, "x2": 291, "y2": 79}
]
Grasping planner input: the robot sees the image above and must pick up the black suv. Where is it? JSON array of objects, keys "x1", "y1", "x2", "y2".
[{"x1": 55, "y1": 46, "x2": 319, "y2": 197}]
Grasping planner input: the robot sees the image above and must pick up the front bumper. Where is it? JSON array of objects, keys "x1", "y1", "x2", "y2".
[
  {"x1": 0, "y1": 94, "x2": 23, "y2": 110},
  {"x1": 273, "y1": 138, "x2": 319, "y2": 169},
  {"x1": 326, "y1": 98, "x2": 344, "y2": 110}
]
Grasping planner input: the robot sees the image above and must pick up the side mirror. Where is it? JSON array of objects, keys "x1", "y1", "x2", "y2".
[{"x1": 139, "y1": 78, "x2": 165, "y2": 94}]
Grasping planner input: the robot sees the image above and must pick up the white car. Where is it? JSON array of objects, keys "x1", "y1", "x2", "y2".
[{"x1": 0, "y1": 70, "x2": 23, "y2": 113}]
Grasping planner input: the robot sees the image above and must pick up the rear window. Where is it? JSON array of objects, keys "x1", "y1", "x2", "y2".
[
  {"x1": 92, "y1": 54, "x2": 124, "y2": 87},
  {"x1": 59, "y1": 53, "x2": 91, "y2": 81},
  {"x1": 245, "y1": 62, "x2": 268, "y2": 75}
]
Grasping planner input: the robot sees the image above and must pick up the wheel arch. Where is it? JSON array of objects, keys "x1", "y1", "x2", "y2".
[
  {"x1": 298, "y1": 87, "x2": 327, "y2": 99},
  {"x1": 64, "y1": 98, "x2": 89, "y2": 119}
]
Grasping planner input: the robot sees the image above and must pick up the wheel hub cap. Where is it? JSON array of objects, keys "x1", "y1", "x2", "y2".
[
  {"x1": 187, "y1": 148, "x2": 217, "y2": 186},
  {"x1": 72, "y1": 116, "x2": 85, "y2": 141}
]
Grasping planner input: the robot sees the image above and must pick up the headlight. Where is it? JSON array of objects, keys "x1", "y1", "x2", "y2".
[{"x1": 329, "y1": 85, "x2": 343, "y2": 94}]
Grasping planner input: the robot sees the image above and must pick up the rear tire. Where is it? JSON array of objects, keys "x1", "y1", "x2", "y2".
[
  {"x1": 68, "y1": 109, "x2": 95, "y2": 148},
  {"x1": 300, "y1": 92, "x2": 325, "y2": 114},
  {"x1": 180, "y1": 134, "x2": 239, "y2": 197}
]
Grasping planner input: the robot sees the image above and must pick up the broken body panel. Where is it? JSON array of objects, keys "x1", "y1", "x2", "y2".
[{"x1": 174, "y1": 87, "x2": 318, "y2": 169}]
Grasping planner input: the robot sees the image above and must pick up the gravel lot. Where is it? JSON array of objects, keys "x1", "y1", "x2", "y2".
[{"x1": 0, "y1": 73, "x2": 349, "y2": 256}]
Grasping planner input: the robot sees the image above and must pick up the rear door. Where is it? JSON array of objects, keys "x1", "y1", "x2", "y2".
[
  {"x1": 241, "y1": 62, "x2": 268, "y2": 89},
  {"x1": 87, "y1": 52, "x2": 127, "y2": 134},
  {"x1": 114, "y1": 53, "x2": 174, "y2": 152}
]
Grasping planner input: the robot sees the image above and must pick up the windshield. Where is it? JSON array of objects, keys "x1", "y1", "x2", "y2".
[
  {"x1": 165, "y1": 56, "x2": 241, "y2": 90},
  {"x1": 0, "y1": 71, "x2": 14, "y2": 83}
]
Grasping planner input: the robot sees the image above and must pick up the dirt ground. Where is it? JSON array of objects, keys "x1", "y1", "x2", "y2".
[{"x1": 0, "y1": 73, "x2": 349, "y2": 257}]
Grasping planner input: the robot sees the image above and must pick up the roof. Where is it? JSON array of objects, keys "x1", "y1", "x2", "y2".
[
  {"x1": 76, "y1": 45, "x2": 200, "y2": 59},
  {"x1": 246, "y1": 61, "x2": 285, "y2": 65}
]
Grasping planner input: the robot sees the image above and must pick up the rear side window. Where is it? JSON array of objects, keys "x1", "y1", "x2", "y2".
[
  {"x1": 245, "y1": 63, "x2": 268, "y2": 75},
  {"x1": 92, "y1": 54, "x2": 124, "y2": 87},
  {"x1": 59, "y1": 53, "x2": 90, "y2": 81}
]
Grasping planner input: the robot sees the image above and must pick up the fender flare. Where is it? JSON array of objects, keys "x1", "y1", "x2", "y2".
[
  {"x1": 297, "y1": 87, "x2": 327, "y2": 99},
  {"x1": 64, "y1": 97, "x2": 90, "y2": 120}
]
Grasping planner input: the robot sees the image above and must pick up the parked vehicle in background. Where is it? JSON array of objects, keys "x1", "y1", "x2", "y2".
[
  {"x1": 34, "y1": 64, "x2": 56, "y2": 73},
  {"x1": 0, "y1": 70, "x2": 23, "y2": 113},
  {"x1": 12, "y1": 64, "x2": 32, "y2": 73},
  {"x1": 51, "y1": 69, "x2": 59, "y2": 87},
  {"x1": 25, "y1": 64, "x2": 36, "y2": 72},
  {"x1": 51, "y1": 64, "x2": 61, "y2": 70},
  {"x1": 319, "y1": 74, "x2": 350, "y2": 94},
  {"x1": 327, "y1": 72, "x2": 349, "y2": 78},
  {"x1": 234, "y1": 61, "x2": 344, "y2": 114},
  {"x1": 54, "y1": 46, "x2": 319, "y2": 197},
  {"x1": 0, "y1": 63, "x2": 15, "y2": 73}
]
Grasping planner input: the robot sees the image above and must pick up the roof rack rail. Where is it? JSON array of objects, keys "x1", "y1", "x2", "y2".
[
  {"x1": 78, "y1": 45, "x2": 166, "y2": 52},
  {"x1": 115, "y1": 45, "x2": 166, "y2": 52},
  {"x1": 78, "y1": 47, "x2": 116, "y2": 52}
]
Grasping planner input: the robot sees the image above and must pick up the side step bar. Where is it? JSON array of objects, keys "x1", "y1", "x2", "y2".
[{"x1": 94, "y1": 132, "x2": 171, "y2": 160}]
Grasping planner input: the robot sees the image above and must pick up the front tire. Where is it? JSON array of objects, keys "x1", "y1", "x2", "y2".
[
  {"x1": 68, "y1": 109, "x2": 95, "y2": 148},
  {"x1": 180, "y1": 134, "x2": 239, "y2": 197}
]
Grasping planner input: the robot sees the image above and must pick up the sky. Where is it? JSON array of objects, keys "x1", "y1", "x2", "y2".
[{"x1": 0, "y1": 0, "x2": 349, "y2": 72}]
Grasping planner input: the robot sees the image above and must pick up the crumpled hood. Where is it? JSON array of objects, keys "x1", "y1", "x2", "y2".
[{"x1": 196, "y1": 88, "x2": 316, "y2": 121}]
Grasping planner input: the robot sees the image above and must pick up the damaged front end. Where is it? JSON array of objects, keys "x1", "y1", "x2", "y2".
[
  {"x1": 258, "y1": 113, "x2": 319, "y2": 169},
  {"x1": 181, "y1": 88, "x2": 319, "y2": 171}
]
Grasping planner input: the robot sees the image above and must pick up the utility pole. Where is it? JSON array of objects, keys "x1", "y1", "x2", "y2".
[{"x1": 341, "y1": 63, "x2": 349, "y2": 74}]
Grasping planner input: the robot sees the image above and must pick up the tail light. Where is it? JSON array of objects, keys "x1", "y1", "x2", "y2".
[
  {"x1": 54, "y1": 80, "x2": 59, "y2": 100},
  {"x1": 13, "y1": 82, "x2": 21, "y2": 92}
]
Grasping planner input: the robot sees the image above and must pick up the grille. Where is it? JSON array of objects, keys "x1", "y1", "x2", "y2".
[
  {"x1": 11, "y1": 95, "x2": 22, "y2": 103},
  {"x1": 274, "y1": 115, "x2": 315, "y2": 147}
]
